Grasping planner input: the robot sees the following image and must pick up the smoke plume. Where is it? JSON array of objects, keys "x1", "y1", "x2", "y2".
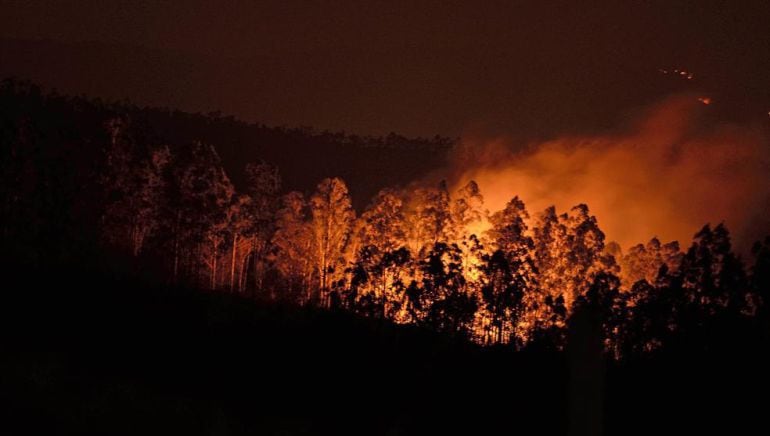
[{"x1": 449, "y1": 95, "x2": 770, "y2": 252}]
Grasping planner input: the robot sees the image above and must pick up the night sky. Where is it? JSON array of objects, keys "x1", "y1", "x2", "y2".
[{"x1": 1, "y1": 0, "x2": 769, "y2": 138}]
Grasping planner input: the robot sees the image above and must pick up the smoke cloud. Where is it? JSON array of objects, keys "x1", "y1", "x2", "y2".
[{"x1": 448, "y1": 95, "x2": 770, "y2": 252}]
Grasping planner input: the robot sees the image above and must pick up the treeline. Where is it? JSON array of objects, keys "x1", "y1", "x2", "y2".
[
  {"x1": 0, "y1": 78, "x2": 452, "y2": 209},
  {"x1": 1, "y1": 79, "x2": 769, "y2": 359}
]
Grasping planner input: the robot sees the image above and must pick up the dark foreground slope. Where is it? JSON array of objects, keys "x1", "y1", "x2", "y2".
[{"x1": 1, "y1": 264, "x2": 768, "y2": 436}]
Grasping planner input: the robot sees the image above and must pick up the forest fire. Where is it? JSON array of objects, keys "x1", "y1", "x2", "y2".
[
  {"x1": 1, "y1": 78, "x2": 768, "y2": 359},
  {"x1": 3, "y1": 2, "x2": 770, "y2": 433},
  {"x1": 75, "y1": 94, "x2": 765, "y2": 351},
  {"x1": 449, "y1": 95, "x2": 770, "y2": 252}
]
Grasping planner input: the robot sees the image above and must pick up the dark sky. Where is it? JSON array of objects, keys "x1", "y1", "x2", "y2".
[{"x1": 1, "y1": 0, "x2": 769, "y2": 138}]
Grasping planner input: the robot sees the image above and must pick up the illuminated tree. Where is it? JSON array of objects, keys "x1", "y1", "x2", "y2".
[
  {"x1": 226, "y1": 194, "x2": 255, "y2": 292},
  {"x1": 479, "y1": 196, "x2": 537, "y2": 345},
  {"x1": 404, "y1": 181, "x2": 452, "y2": 255},
  {"x1": 345, "y1": 189, "x2": 409, "y2": 316},
  {"x1": 620, "y1": 237, "x2": 682, "y2": 288},
  {"x1": 487, "y1": 197, "x2": 530, "y2": 254},
  {"x1": 272, "y1": 191, "x2": 316, "y2": 301},
  {"x1": 450, "y1": 180, "x2": 488, "y2": 292},
  {"x1": 563, "y1": 204, "x2": 618, "y2": 293},
  {"x1": 532, "y1": 206, "x2": 571, "y2": 305},
  {"x1": 358, "y1": 188, "x2": 406, "y2": 252},
  {"x1": 534, "y1": 204, "x2": 616, "y2": 310},
  {"x1": 450, "y1": 180, "x2": 486, "y2": 241},
  {"x1": 310, "y1": 177, "x2": 354, "y2": 306}
]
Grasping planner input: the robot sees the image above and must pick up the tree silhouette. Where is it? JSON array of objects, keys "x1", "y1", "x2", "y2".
[
  {"x1": 239, "y1": 161, "x2": 281, "y2": 294},
  {"x1": 101, "y1": 117, "x2": 169, "y2": 257},
  {"x1": 479, "y1": 196, "x2": 536, "y2": 345},
  {"x1": 417, "y1": 242, "x2": 477, "y2": 338},
  {"x1": 680, "y1": 224, "x2": 749, "y2": 317}
]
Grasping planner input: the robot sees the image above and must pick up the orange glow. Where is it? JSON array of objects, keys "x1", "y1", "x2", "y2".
[{"x1": 446, "y1": 95, "x2": 770, "y2": 252}]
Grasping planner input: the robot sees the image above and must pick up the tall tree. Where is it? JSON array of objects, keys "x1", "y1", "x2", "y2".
[
  {"x1": 101, "y1": 117, "x2": 169, "y2": 257},
  {"x1": 533, "y1": 206, "x2": 571, "y2": 307},
  {"x1": 414, "y1": 242, "x2": 477, "y2": 337},
  {"x1": 357, "y1": 188, "x2": 407, "y2": 252},
  {"x1": 404, "y1": 181, "x2": 452, "y2": 255},
  {"x1": 680, "y1": 224, "x2": 748, "y2": 316},
  {"x1": 620, "y1": 237, "x2": 682, "y2": 288},
  {"x1": 169, "y1": 140, "x2": 234, "y2": 287},
  {"x1": 620, "y1": 278, "x2": 674, "y2": 356},
  {"x1": 241, "y1": 161, "x2": 281, "y2": 294},
  {"x1": 310, "y1": 177, "x2": 354, "y2": 306},
  {"x1": 346, "y1": 189, "x2": 409, "y2": 316},
  {"x1": 451, "y1": 180, "x2": 488, "y2": 287},
  {"x1": 272, "y1": 191, "x2": 316, "y2": 302},
  {"x1": 450, "y1": 180, "x2": 487, "y2": 242},
  {"x1": 576, "y1": 271, "x2": 629, "y2": 358},
  {"x1": 480, "y1": 196, "x2": 537, "y2": 345},
  {"x1": 225, "y1": 194, "x2": 255, "y2": 292},
  {"x1": 534, "y1": 204, "x2": 615, "y2": 310}
]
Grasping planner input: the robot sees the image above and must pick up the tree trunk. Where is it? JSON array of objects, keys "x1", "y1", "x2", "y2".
[
  {"x1": 253, "y1": 238, "x2": 264, "y2": 297},
  {"x1": 172, "y1": 237, "x2": 179, "y2": 284},
  {"x1": 211, "y1": 239, "x2": 217, "y2": 290},
  {"x1": 172, "y1": 211, "x2": 181, "y2": 284},
  {"x1": 230, "y1": 233, "x2": 238, "y2": 292},
  {"x1": 320, "y1": 191, "x2": 333, "y2": 307},
  {"x1": 239, "y1": 252, "x2": 249, "y2": 293}
]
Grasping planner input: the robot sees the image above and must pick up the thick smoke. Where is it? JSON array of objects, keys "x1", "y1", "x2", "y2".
[{"x1": 449, "y1": 95, "x2": 770, "y2": 252}]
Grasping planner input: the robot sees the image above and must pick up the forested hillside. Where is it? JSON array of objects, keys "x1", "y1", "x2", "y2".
[
  {"x1": 2, "y1": 77, "x2": 770, "y2": 435},
  {"x1": 2, "y1": 78, "x2": 769, "y2": 355}
]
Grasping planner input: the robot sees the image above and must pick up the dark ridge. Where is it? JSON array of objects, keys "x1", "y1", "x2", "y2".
[{"x1": 0, "y1": 77, "x2": 454, "y2": 209}]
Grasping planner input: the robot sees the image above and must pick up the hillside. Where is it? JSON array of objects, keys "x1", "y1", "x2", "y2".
[
  {"x1": 2, "y1": 79, "x2": 770, "y2": 435},
  {"x1": 2, "y1": 264, "x2": 768, "y2": 435}
]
